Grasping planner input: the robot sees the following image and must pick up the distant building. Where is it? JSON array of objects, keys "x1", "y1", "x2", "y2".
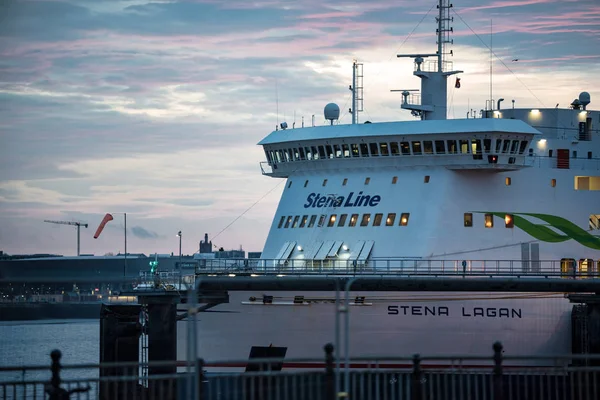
[{"x1": 199, "y1": 233, "x2": 212, "y2": 253}]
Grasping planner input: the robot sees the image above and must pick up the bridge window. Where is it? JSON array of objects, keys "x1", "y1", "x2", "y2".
[
  {"x1": 334, "y1": 145, "x2": 342, "y2": 158},
  {"x1": 278, "y1": 216, "x2": 286, "y2": 228},
  {"x1": 411, "y1": 141, "x2": 422, "y2": 155},
  {"x1": 386, "y1": 213, "x2": 396, "y2": 226},
  {"x1": 299, "y1": 147, "x2": 305, "y2": 160},
  {"x1": 447, "y1": 140, "x2": 458, "y2": 154},
  {"x1": 338, "y1": 214, "x2": 348, "y2": 227},
  {"x1": 435, "y1": 140, "x2": 445, "y2": 154},
  {"x1": 326, "y1": 145, "x2": 334, "y2": 158},
  {"x1": 464, "y1": 213, "x2": 473, "y2": 227},
  {"x1": 392, "y1": 176, "x2": 398, "y2": 184},
  {"x1": 299, "y1": 215, "x2": 308, "y2": 228},
  {"x1": 390, "y1": 142, "x2": 400, "y2": 155},
  {"x1": 380, "y1": 142, "x2": 389, "y2": 156},
  {"x1": 373, "y1": 213, "x2": 383, "y2": 226},
  {"x1": 401, "y1": 142, "x2": 410, "y2": 155},
  {"x1": 360, "y1": 143, "x2": 369, "y2": 157},
  {"x1": 519, "y1": 141, "x2": 528, "y2": 154},
  {"x1": 284, "y1": 216, "x2": 293, "y2": 228},
  {"x1": 460, "y1": 140, "x2": 470, "y2": 154},
  {"x1": 311, "y1": 146, "x2": 319, "y2": 160},
  {"x1": 317, "y1": 215, "x2": 326, "y2": 227},
  {"x1": 495, "y1": 139, "x2": 502, "y2": 153},
  {"x1": 510, "y1": 140, "x2": 519, "y2": 154},
  {"x1": 575, "y1": 176, "x2": 600, "y2": 190},
  {"x1": 342, "y1": 178, "x2": 348, "y2": 186},
  {"x1": 328, "y1": 215, "x2": 337, "y2": 227},
  {"x1": 472, "y1": 139, "x2": 483, "y2": 159},
  {"x1": 318, "y1": 146, "x2": 326, "y2": 159},
  {"x1": 485, "y1": 214, "x2": 494, "y2": 228},
  {"x1": 349, "y1": 214, "x2": 358, "y2": 227},
  {"x1": 502, "y1": 140, "x2": 510, "y2": 154},
  {"x1": 360, "y1": 214, "x2": 371, "y2": 226},
  {"x1": 483, "y1": 139, "x2": 491, "y2": 153},
  {"x1": 342, "y1": 144, "x2": 350, "y2": 157},
  {"x1": 369, "y1": 143, "x2": 379, "y2": 156},
  {"x1": 308, "y1": 215, "x2": 317, "y2": 228},
  {"x1": 423, "y1": 141, "x2": 433, "y2": 154},
  {"x1": 400, "y1": 213, "x2": 410, "y2": 226},
  {"x1": 351, "y1": 144, "x2": 360, "y2": 157},
  {"x1": 292, "y1": 216, "x2": 300, "y2": 228}
]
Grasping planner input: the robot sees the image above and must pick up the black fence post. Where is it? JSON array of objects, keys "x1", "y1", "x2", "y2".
[
  {"x1": 493, "y1": 341, "x2": 504, "y2": 400},
  {"x1": 324, "y1": 343, "x2": 335, "y2": 400},
  {"x1": 411, "y1": 354, "x2": 423, "y2": 400},
  {"x1": 46, "y1": 349, "x2": 62, "y2": 400}
]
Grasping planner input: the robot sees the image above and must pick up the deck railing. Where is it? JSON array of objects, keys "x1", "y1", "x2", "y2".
[{"x1": 192, "y1": 258, "x2": 599, "y2": 279}]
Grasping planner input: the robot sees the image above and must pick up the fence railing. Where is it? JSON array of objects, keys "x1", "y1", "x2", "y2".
[
  {"x1": 2, "y1": 343, "x2": 600, "y2": 400},
  {"x1": 192, "y1": 258, "x2": 599, "y2": 279}
]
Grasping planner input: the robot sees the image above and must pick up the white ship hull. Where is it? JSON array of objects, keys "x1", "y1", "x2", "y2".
[{"x1": 177, "y1": 290, "x2": 573, "y2": 371}]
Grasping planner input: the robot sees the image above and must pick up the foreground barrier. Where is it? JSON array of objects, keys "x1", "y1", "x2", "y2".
[{"x1": 1, "y1": 342, "x2": 599, "y2": 400}]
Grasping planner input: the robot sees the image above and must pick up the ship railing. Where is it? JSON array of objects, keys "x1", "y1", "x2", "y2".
[
  {"x1": 2, "y1": 342, "x2": 600, "y2": 400},
  {"x1": 133, "y1": 270, "x2": 194, "y2": 292},
  {"x1": 194, "y1": 258, "x2": 599, "y2": 279}
]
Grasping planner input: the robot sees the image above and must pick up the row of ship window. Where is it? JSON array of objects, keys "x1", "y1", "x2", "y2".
[
  {"x1": 266, "y1": 138, "x2": 529, "y2": 164},
  {"x1": 278, "y1": 213, "x2": 411, "y2": 229},
  {"x1": 465, "y1": 213, "x2": 514, "y2": 228}
]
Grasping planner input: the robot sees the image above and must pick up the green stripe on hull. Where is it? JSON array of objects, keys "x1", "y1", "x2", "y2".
[{"x1": 474, "y1": 212, "x2": 600, "y2": 250}]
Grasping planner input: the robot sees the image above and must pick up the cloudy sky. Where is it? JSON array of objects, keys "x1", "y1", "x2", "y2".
[{"x1": 1, "y1": 0, "x2": 599, "y2": 257}]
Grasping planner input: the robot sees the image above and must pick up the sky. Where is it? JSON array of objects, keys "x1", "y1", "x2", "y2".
[{"x1": 1, "y1": 0, "x2": 599, "y2": 257}]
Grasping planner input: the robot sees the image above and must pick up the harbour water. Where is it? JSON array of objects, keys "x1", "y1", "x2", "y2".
[{"x1": 0, "y1": 319, "x2": 99, "y2": 383}]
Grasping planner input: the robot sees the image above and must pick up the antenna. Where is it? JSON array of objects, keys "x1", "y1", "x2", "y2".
[
  {"x1": 276, "y1": 79, "x2": 279, "y2": 127},
  {"x1": 490, "y1": 19, "x2": 493, "y2": 110},
  {"x1": 349, "y1": 60, "x2": 364, "y2": 124}
]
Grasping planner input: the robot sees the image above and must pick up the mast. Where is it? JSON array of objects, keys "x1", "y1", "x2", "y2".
[
  {"x1": 397, "y1": 0, "x2": 462, "y2": 120},
  {"x1": 349, "y1": 60, "x2": 363, "y2": 124}
]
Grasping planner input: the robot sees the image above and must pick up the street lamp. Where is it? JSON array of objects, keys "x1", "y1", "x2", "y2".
[{"x1": 177, "y1": 231, "x2": 182, "y2": 269}]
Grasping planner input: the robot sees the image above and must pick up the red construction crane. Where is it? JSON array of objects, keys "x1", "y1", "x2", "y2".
[{"x1": 44, "y1": 220, "x2": 89, "y2": 256}]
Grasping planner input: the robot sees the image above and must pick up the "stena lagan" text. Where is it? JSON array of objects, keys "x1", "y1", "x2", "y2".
[{"x1": 388, "y1": 305, "x2": 522, "y2": 319}]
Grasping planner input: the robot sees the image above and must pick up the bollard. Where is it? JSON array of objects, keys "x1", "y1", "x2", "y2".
[
  {"x1": 493, "y1": 341, "x2": 504, "y2": 400},
  {"x1": 411, "y1": 354, "x2": 423, "y2": 400},
  {"x1": 45, "y1": 349, "x2": 90, "y2": 400},
  {"x1": 324, "y1": 343, "x2": 335, "y2": 400}
]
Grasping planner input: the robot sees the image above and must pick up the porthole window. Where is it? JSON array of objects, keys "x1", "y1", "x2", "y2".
[
  {"x1": 317, "y1": 215, "x2": 326, "y2": 227},
  {"x1": 284, "y1": 216, "x2": 293, "y2": 228},
  {"x1": 299, "y1": 215, "x2": 308, "y2": 228},
  {"x1": 349, "y1": 214, "x2": 358, "y2": 227},
  {"x1": 360, "y1": 214, "x2": 371, "y2": 226},
  {"x1": 308, "y1": 215, "x2": 317, "y2": 228},
  {"x1": 278, "y1": 216, "x2": 286, "y2": 229},
  {"x1": 338, "y1": 214, "x2": 347, "y2": 227},
  {"x1": 328, "y1": 215, "x2": 337, "y2": 227},
  {"x1": 505, "y1": 177, "x2": 511, "y2": 186},
  {"x1": 386, "y1": 213, "x2": 396, "y2": 226},
  {"x1": 342, "y1": 178, "x2": 348, "y2": 186},
  {"x1": 505, "y1": 214, "x2": 514, "y2": 228},
  {"x1": 373, "y1": 213, "x2": 383, "y2": 226},
  {"x1": 292, "y1": 216, "x2": 299, "y2": 228},
  {"x1": 485, "y1": 214, "x2": 493, "y2": 228}
]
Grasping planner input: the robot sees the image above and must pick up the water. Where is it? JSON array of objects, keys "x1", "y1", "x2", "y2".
[{"x1": 0, "y1": 319, "x2": 99, "y2": 383}]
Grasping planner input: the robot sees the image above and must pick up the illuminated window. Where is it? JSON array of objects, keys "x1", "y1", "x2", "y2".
[
  {"x1": 299, "y1": 215, "x2": 308, "y2": 228},
  {"x1": 349, "y1": 214, "x2": 358, "y2": 227},
  {"x1": 505, "y1": 214, "x2": 514, "y2": 228},
  {"x1": 278, "y1": 216, "x2": 286, "y2": 228},
  {"x1": 464, "y1": 213, "x2": 473, "y2": 227},
  {"x1": 400, "y1": 213, "x2": 410, "y2": 226},
  {"x1": 412, "y1": 141, "x2": 422, "y2": 155},
  {"x1": 392, "y1": 176, "x2": 398, "y2": 184},
  {"x1": 505, "y1": 177, "x2": 511, "y2": 186},
  {"x1": 304, "y1": 180, "x2": 308, "y2": 188},
  {"x1": 424, "y1": 175, "x2": 430, "y2": 183},
  {"x1": 327, "y1": 214, "x2": 337, "y2": 227},
  {"x1": 365, "y1": 177, "x2": 370, "y2": 185},
  {"x1": 575, "y1": 176, "x2": 600, "y2": 191},
  {"x1": 287, "y1": 181, "x2": 292, "y2": 188},
  {"x1": 551, "y1": 179, "x2": 556, "y2": 187},
  {"x1": 338, "y1": 214, "x2": 347, "y2": 227},
  {"x1": 360, "y1": 214, "x2": 371, "y2": 226},
  {"x1": 400, "y1": 142, "x2": 410, "y2": 155},
  {"x1": 386, "y1": 213, "x2": 396, "y2": 226},
  {"x1": 485, "y1": 214, "x2": 494, "y2": 228},
  {"x1": 322, "y1": 179, "x2": 327, "y2": 186},
  {"x1": 284, "y1": 216, "x2": 293, "y2": 228},
  {"x1": 317, "y1": 215, "x2": 326, "y2": 227},
  {"x1": 308, "y1": 215, "x2": 317, "y2": 228},
  {"x1": 342, "y1": 178, "x2": 348, "y2": 186},
  {"x1": 373, "y1": 213, "x2": 383, "y2": 226},
  {"x1": 292, "y1": 216, "x2": 299, "y2": 228},
  {"x1": 380, "y1": 143, "x2": 389, "y2": 156}
]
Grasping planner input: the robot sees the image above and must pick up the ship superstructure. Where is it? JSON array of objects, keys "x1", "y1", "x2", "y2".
[{"x1": 178, "y1": 0, "x2": 599, "y2": 368}]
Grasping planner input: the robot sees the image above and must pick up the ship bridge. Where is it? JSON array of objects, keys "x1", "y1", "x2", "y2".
[{"x1": 258, "y1": 118, "x2": 541, "y2": 178}]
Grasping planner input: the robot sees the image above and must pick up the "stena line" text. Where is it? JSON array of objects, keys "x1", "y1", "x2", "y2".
[
  {"x1": 304, "y1": 191, "x2": 381, "y2": 209},
  {"x1": 387, "y1": 305, "x2": 522, "y2": 319}
]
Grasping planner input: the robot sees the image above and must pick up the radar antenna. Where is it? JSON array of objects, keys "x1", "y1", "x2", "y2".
[{"x1": 396, "y1": 0, "x2": 462, "y2": 120}]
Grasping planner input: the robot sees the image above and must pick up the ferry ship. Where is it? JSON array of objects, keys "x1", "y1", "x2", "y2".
[{"x1": 177, "y1": 0, "x2": 599, "y2": 368}]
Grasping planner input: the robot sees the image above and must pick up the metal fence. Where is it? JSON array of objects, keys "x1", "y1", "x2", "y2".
[{"x1": 2, "y1": 344, "x2": 600, "y2": 400}]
